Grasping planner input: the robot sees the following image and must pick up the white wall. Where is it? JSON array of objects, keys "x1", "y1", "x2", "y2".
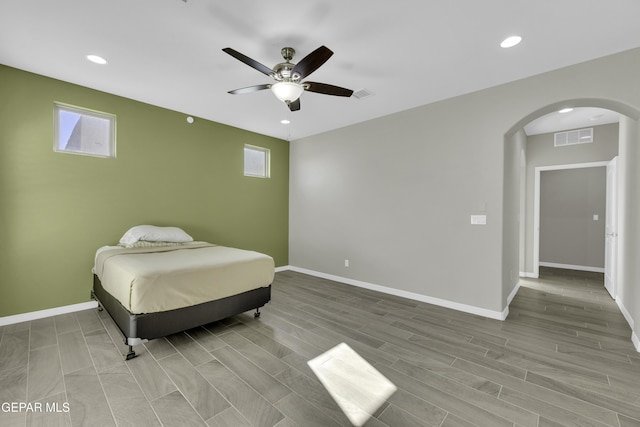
[
  {"x1": 289, "y1": 48, "x2": 640, "y2": 332},
  {"x1": 290, "y1": 95, "x2": 505, "y2": 315},
  {"x1": 503, "y1": 129, "x2": 526, "y2": 307},
  {"x1": 617, "y1": 116, "x2": 640, "y2": 349}
]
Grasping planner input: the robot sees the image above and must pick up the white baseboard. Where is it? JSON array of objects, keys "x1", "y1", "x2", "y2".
[
  {"x1": 539, "y1": 262, "x2": 604, "y2": 273},
  {"x1": 275, "y1": 265, "x2": 290, "y2": 273},
  {"x1": 615, "y1": 297, "x2": 640, "y2": 352},
  {"x1": 0, "y1": 301, "x2": 99, "y2": 327},
  {"x1": 633, "y1": 332, "x2": 640, "y2": 353},
  {"x1": 498, "y1": 280, "x2": 522, "y2": 321},
  {"x1": 284, "y1": 266, "x2": 509, "y2": 321},
  {"x1": 520, "y1": 271, "x2": 538, "y2": 278},
  {"x1": 507, "y1": 281, "x2": 521, "y2": 306},
  {"x1": 616, "y1": 297, "x2": 635, "y2": 330}
]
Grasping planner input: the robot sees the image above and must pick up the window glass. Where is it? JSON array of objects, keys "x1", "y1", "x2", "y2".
[{"x1": 244, "y1": 145, "x2": 270, "y2": 178}]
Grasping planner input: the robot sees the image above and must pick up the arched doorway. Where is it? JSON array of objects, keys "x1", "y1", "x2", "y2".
[{"x1": 502, "y1": 98, "x2": 640, "y2": 350}]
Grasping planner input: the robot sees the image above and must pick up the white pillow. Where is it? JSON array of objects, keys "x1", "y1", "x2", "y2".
[
  {"x1": 119, "y1": 225, "x2": 193, "y2": 246},
  {"x1": 120, "y1": 241, "x2": 187, "y2": 249}
]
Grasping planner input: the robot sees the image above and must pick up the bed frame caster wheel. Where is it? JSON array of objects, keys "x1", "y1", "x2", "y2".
[{"x1": 254, "y1": 308, "x2": 261, "y2": 318}]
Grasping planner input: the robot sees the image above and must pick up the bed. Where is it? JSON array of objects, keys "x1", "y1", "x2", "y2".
[{"x1": 91, "y1": 225, "x2": 274, "y2": 359}]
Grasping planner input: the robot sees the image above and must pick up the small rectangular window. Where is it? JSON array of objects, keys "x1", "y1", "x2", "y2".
[
  {"x1": 244, "y1": 145, "x2": 270, "y2": 178},
  {"x1": 54, "y1": 103, "x2": 116, "y2": 158}
]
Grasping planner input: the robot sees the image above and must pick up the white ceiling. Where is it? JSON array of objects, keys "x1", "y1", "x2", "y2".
[
  {"x1": 524, "y1": 108, "x2": 621, "y2": 136},
  {"x1": 1, "y1": 0, "x2": 640, "y2": 141}
]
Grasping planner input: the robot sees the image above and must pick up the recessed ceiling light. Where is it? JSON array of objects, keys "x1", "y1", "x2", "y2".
[
  {"x1": 500, "y1": 36, "x2": 522, "y2": 48},
  {"x1": 86, "y1": 54, "x2": 107, "y2": 65},
  {"x1": 280, "y1": 119, "x2": 290, "y2": 125},
  {"x1": 558, "y1": 108, "x2": 573, "y2": 114}
]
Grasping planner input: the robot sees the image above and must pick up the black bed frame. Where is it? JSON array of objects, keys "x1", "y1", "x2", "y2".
[{"x1": 91, "y1": 274, "x2": 271, "y2": 359}]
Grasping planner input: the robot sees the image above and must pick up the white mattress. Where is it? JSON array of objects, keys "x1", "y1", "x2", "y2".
[{"x1": 94, "y1": 242, "x2": 274, "y2": 314}]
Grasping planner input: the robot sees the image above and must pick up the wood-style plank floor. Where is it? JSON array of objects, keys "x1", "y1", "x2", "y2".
[{"x1": 1, "y1": 267, "x2": 639, "y2": 426}]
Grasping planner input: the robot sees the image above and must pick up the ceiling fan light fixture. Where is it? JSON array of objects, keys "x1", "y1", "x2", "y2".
[{"x1": 271, "y1": 81, "x2": 304, "y2": 103}]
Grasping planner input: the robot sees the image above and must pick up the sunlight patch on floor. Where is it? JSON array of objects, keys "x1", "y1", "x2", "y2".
[{"x1": 307, "y1": 342, "x2": 397, "y2": 426}]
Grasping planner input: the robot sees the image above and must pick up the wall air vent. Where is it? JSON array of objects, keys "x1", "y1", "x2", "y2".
[{"x1": 554, "y1": 128, "x2": 593, "y2": 147}]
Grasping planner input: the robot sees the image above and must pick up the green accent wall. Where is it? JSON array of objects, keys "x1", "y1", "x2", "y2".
[{"x1": 0, "y1": 65, "x2": 289, "y2": 317}]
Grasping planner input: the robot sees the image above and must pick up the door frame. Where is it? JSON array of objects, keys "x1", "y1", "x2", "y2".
[
  {"x1": 604, "y1": 156, "x2": 618, "y2": 298},
  {"x1": 533, "y1": 160, "x2": 609, "y2": 278}
]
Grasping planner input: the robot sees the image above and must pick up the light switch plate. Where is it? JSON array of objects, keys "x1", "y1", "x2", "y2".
[{"x1": 471, "y1": 215, "x2": 487, "y2": 225}]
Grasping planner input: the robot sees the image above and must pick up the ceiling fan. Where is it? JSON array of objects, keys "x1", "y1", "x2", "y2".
[{"x1": 222, "y1": 45, "x2": 353, "y2": 111}]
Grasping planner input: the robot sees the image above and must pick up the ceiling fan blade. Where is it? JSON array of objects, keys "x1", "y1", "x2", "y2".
[
  {"x1": 291, "y1": 46, "x2": 333, "y2": 79},
  {"x1": 227, "y1": 84, "x2": 271, "y2": 95},
  {"x1": 288, "y1": 98, "x2": 301, "y2": 112},
  {"x1": 304, "y1": 82, "x2": 353, "y2": 97},
  {"x1": 222, "y1": 48, "x2": 273, "y2": 76}
]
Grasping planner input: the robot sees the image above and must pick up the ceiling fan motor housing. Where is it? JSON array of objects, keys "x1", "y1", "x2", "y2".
[
  {"x1": 273, "y1": 62, "x2": 295, "y2": 81},
  {"x1": 273, "y1": 47, "x2": 298, "y2": 81}
]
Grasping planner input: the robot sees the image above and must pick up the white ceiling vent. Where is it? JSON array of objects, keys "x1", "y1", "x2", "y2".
[
  {"x1": 554, "y1": 128, "x2": 593, "y2": 147},
  {"x1": 353, "y1": 88, "x2": 374, "y2": 100}
]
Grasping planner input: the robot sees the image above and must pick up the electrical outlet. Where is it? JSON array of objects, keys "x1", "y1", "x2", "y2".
[{"x1": 344, "y1": 259, "x2": 350, "y2": 267}]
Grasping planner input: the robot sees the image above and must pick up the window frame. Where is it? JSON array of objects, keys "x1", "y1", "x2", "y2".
[
  {"x1": 243, "y1": 144, "x2": 271, "y2": 178},
  {"x1": 53, "y1": 102, "x2": 116, "y2": 158}
]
